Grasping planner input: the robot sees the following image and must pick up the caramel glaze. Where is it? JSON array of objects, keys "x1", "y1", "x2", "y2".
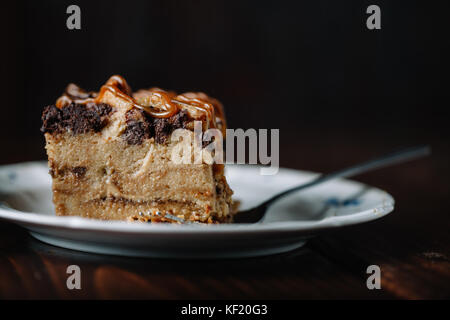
[{"x1": 56, "y1": 75, "x2": 226, "y2": 133}]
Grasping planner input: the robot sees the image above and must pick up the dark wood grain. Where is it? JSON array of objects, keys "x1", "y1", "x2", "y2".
[{"x1": 1, "y1": 131, "x2": 449, "y2": 300}]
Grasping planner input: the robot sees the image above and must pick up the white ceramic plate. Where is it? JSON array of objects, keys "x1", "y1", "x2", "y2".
[{"x1": 0, "y1": 161, "x2": 394, "y2": 258}]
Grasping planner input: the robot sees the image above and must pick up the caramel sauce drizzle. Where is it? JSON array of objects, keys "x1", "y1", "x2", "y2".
[{"x1": 55, "y1": 75, "x2": 225, "y2": 131}]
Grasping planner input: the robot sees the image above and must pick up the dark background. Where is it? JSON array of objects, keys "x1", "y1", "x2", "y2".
[
  {"x1": 2, "y1": 0, "x2": 449, "y2": 167},
  {"x1": 1, "y1": 0, "x2": 450, "y2": 300}
]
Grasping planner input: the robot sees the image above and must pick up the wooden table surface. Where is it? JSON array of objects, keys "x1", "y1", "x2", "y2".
[{"x1": 1, "y1": 131, "x2": 449, "y2": 299}]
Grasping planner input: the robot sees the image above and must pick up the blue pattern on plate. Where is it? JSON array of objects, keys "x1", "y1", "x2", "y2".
[
  {"x1": 8, "y1": 171, "x2": 17, "y2": 182},
  {"x1": 325, "y1": 197, "x2": 361, "y2": 207}
]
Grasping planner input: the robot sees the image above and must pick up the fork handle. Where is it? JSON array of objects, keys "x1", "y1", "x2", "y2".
[{"x1": 261, "y1": 145, "x2": 431, "y2": 208}]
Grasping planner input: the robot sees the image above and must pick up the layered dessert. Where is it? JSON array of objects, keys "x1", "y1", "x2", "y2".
[{"x1": 41, "y1": 75, "x2": 233, "y2": 223}]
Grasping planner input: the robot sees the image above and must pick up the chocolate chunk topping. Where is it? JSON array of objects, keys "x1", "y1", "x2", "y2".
[
  {"x1": 41, "y1": 105, "x2": 62, "y2": 134},
  {"x1": 153, "y1": 118, "x2": 173, "y2": 144},
  {"x1": 41, "y1": 103, "x2": 113, "y2": 134},
  {"x1": 123, "y1": 120, "x2": 150, "y2": 145},
  {"x1": 89, "y1": 103, "x2": 112, "y2": 117},
  {"x1": 123, "y1": 109, "x2": 190, "y2": 145}
]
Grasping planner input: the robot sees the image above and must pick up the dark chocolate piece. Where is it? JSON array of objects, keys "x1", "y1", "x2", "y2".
[
  {"x1": 123, "y1": 109, "x2": 190, "y2": 145},
  {"x1": 48, "y1": 164, "x2": 87, "y2": 179},
  {"x1": 41, "y1": 103, "x2": 113, "y2": 134},
  {"x1": 72, "y1": 166, "x2": 87, "y2": 178},
  {"x1": 123, "y1": 120, "x2": 151, "y2": 145}
]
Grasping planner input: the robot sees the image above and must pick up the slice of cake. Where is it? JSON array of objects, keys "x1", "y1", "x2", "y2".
[{"x1": 41, "y1": 75, "x2": 233, "y2": 223}]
